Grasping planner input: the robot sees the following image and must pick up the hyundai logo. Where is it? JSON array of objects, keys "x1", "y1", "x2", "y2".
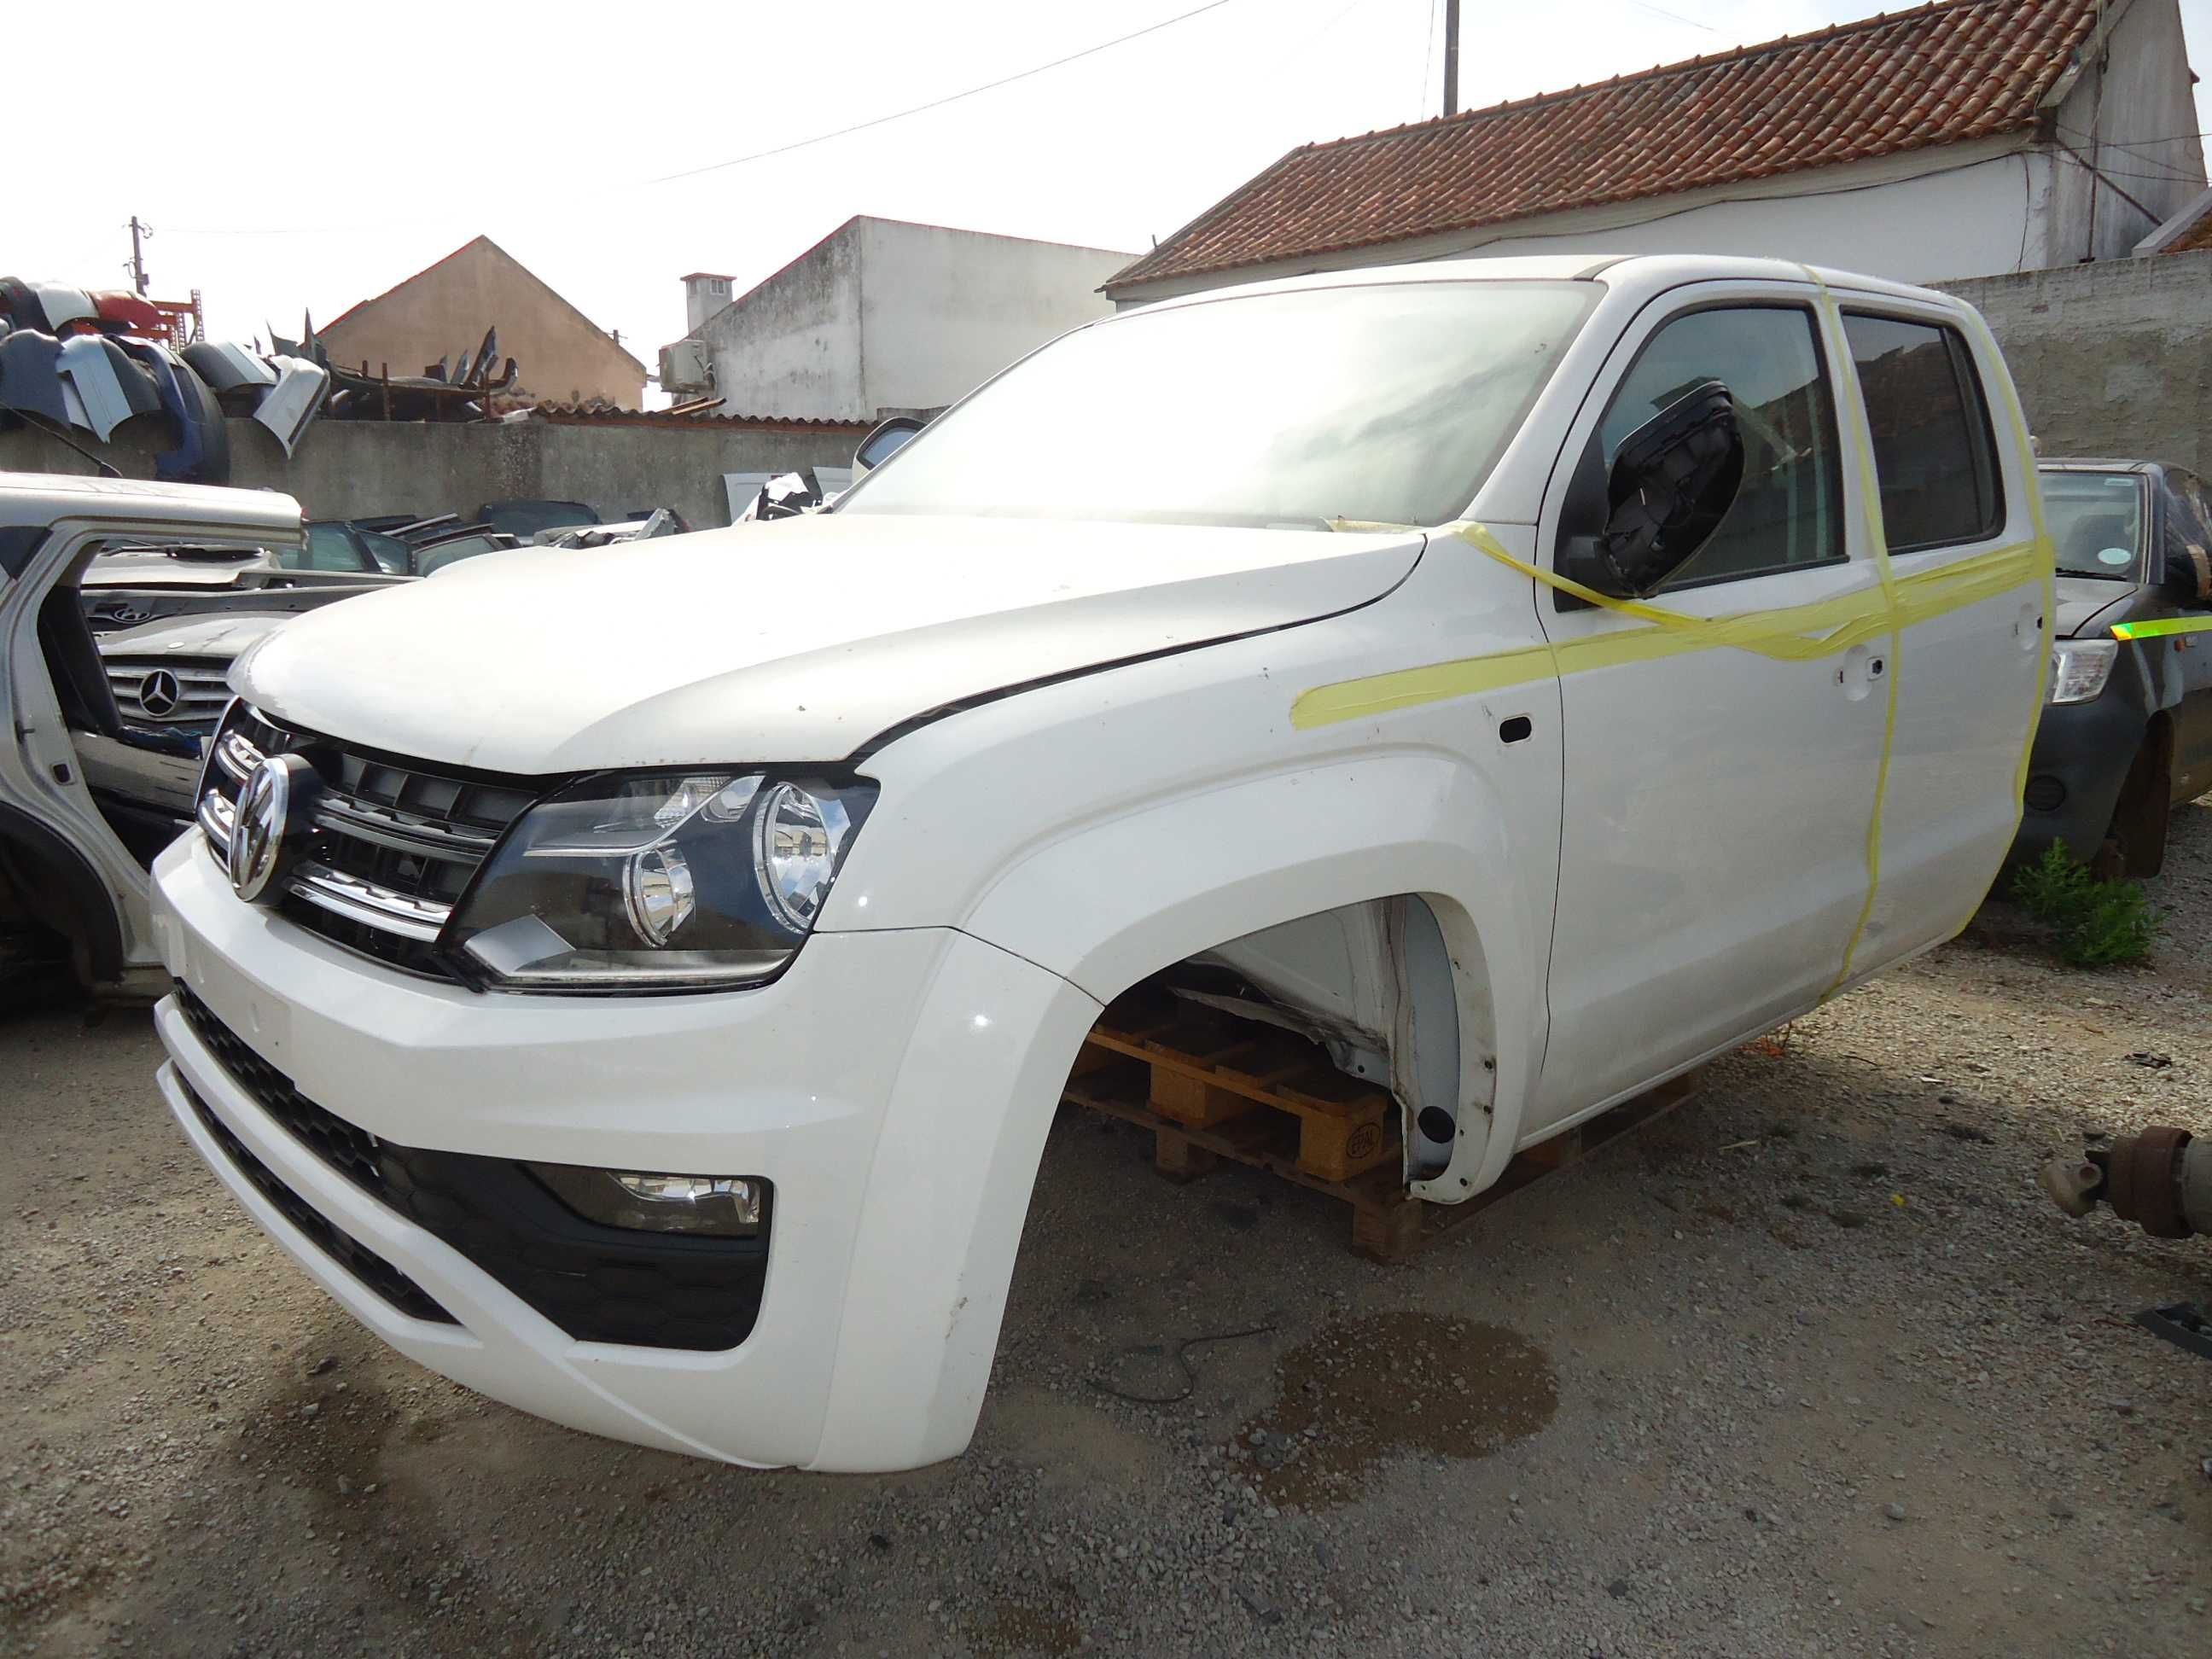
[
  {"x1": 137, "y1": 669, "x2": 183, "y2": 719},
  {"x1": 228, "y1": 755, "x2": 319, "y2": 905}
]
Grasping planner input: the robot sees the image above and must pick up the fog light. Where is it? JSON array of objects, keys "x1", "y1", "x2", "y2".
[{"x1": 528, "y1": 1164, "x2": 766, "y2": 1236}]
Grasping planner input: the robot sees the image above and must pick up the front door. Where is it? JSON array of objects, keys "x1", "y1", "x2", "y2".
[{"x1": 1530, "y1": 288, "x2": 1892, "y2": 1128}]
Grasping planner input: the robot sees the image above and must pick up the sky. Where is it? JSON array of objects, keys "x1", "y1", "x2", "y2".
[{"x1": 15, "y1": 0, "x2": 2212, "y2": 393}]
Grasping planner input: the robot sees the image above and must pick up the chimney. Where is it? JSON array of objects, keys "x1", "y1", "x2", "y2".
[{"x1": 681, "y1": 272, "x2": 735, "y2": 336}]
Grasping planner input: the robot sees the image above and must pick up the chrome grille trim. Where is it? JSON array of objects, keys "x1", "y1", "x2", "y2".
[
  {"x1": 106, "y1": 655, "x2": 236, "y2": 730},
  {"x1": 196, "y1": 703, "x2": 544, "y2": 979},
  {"x1": 285, "y1": 864, "x2": 452, "y2": 943},
  {"x1": 212, "y1": 728, "x2": 263, "y2": 783},
  {"x1": 311, "y1": 795, "x2": 498, "y2": 858},
  {"x1": 198, "y1": 789, "x2": 236, "y2": 868}
]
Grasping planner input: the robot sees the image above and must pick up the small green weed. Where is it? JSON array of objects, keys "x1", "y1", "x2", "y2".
[{"x1": 2010, "y1": 842, "x2": 2161, "y2": 968}]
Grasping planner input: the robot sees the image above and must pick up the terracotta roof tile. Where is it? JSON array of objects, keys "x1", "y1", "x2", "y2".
[{"x1": 1107, "y1": 0, "x2": 2100, "y2": 293}]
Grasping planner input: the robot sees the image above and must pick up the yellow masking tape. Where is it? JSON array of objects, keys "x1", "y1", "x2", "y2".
[
  {"x1": 1290, "y1": 529, "x2": 2045, "y2": 729},
  {"x1": 1802, "y1": 269, "x2": 1901, "y2": 1000},
  {"x1": 1293, "y1": 271, "x2": 2052, "y2": 1003},
  {"x1": 1953, "y1": 306, "x2": 2058, "y2": 947}
]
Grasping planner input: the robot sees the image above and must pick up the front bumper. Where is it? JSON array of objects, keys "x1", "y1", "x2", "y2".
[
  {"x1": 2010, "y1": 689, "x2": 2146, "y2": 864},
  {"x1": 151, "y1": 834, "x2": 1101, "y2": 1470}
]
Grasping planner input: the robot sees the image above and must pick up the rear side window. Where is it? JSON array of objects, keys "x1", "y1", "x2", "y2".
[{"x1": 1842, "y1": 314, "x2": 2003, "y2": 552}]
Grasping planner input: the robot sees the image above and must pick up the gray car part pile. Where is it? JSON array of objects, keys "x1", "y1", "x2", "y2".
[{"x1": 0, "y1": 277, "x2": 332, "y2": 482}]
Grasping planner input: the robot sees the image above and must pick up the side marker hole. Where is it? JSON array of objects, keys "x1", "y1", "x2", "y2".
[{"x1": 1499, "y1": 716, "x2": 1534, "y2": 744}]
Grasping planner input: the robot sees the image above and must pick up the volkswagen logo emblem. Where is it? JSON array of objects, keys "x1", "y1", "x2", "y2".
[
  {"x1": 137, "y1": 669, "x2": 183, "y2": 720},
  {"x1": 227, "y1": 754, "x2": 319, "y2": 905}
]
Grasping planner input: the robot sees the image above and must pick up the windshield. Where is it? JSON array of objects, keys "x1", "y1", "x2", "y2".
[
  {"x1": 838, "y1": 280, "x2": 1599, "y2": 530},
  {"x1": 2042, "y1": 470, "x2": 2145, "y2": 579}
]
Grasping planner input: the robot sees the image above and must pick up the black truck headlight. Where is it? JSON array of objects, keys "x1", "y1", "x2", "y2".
[{"x1": 445, "y1": 770, "x2": 875, "y2": 992}]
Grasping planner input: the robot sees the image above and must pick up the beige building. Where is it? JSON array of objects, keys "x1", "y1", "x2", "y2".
[{"x1": 321, "y1": 236, "x2": 646, "y2": 407}]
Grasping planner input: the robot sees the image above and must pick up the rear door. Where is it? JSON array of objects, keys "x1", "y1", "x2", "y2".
[
  {"x1": 2152, "y1": 469, "x2": 2212, "y2": 800},
  {"x1": 1531, "y1": 286, "x2": 1891, "y2": 1126},
  {"x1": 1835, "y1": 303, "x2": 2046, "y2": 962}
]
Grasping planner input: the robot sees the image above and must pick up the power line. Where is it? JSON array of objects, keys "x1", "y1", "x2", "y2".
[
  {"x1": 649, "y1": 0, "x2": 1242, "y2": 184},
  {"x1": 1621, "y1": 0, "x2": 1722, "y2": 32}
]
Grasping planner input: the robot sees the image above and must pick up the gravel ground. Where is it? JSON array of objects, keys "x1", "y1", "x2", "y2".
[{"x1": 4, "y1": 808, "x2": 2210, "y2": 1658}]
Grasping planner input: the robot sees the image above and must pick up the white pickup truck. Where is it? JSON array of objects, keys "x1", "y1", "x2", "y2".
[{"x1": 144, "y1": 255, "x2": 2051, "y2": 1471}]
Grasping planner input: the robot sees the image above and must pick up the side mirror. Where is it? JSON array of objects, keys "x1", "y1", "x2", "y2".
[
  {"x1": 1560, "y1": 380, "x2": 1744, "y2": 598},
  {"x1": 2162, "y1": 541, "x2": 2212, "y2": 608},
  {"x1": 853, "y1": 415, "x2": 924, "y2": 474}
]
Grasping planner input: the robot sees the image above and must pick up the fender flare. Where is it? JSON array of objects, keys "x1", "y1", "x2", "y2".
[{"x1": 958, "y1": 753, "x2": 1549, "y2": 1199}]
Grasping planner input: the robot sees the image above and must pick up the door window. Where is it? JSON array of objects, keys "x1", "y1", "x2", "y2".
[
  {"x1": 1842, "y1": 314, "x2": 2003, "y2": 552},
  {"x1": 1598, "y1": 306, "x2": 1842, "y2": 589}
]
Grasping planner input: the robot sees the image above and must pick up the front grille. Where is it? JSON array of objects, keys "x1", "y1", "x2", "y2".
[
  {"x1": 173, "y1": 982, "x2": 771, "y2": 1352},
  {"x1": 199, "y1": 703, "x2": 542, "y2": 980},
  {"x1": 104, "y1": 654, "x2": 234, "y2": 734},
  {"x1": 178, "y1": 1076, "x2": 458, "y2": 1325}
]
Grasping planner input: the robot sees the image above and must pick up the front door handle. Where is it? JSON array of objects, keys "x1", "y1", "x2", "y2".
[{"x1": 1837, "y1": 643, "x2": 1887, "y2": 701}]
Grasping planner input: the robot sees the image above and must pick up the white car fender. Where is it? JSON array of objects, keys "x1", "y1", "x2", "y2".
[{"x1": 952, "y1": 753, "x2": 1540, "y2": 1200}]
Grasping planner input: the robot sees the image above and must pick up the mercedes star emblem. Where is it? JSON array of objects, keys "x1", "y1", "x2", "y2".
[{"x1": 137, "y1": 669, "x2": 183, "y2": 720}]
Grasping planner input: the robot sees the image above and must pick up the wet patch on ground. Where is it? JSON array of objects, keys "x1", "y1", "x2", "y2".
[{"x1": 1231, "y1": 1312, "x2": 1557, "y2": 1511}]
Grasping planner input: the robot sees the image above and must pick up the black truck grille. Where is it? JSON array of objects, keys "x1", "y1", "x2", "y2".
[
  {"x1": 197, "y1": 703, "x2": 542, "y2": 981},
  {"x1": 173, "y1": 983, "x2": 771, "y2": 1352},
  {"x1": 178, "y1": 1075, "x2": 458, "y2": 1325}
]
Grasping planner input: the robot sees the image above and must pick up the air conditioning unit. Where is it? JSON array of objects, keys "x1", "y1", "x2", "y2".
[{"x1": 659, "y1": 340, "x2": 711, "y2": 397}]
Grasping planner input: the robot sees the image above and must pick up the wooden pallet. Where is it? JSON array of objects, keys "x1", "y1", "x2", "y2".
[
  {"x1": 1062, "y1": 999, "x2": 1699, "y2": 1261},
  {"x1": 1080, "y1": 997, "x2": 1394, "y2": 1183}
]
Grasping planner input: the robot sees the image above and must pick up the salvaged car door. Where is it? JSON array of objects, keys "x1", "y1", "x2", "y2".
[
  {"x1": 1529, "y1": 288, "x2": 1890, "y2": 1127},
  {"x1": 1835, "y1": 306, "x2": 2044, "y2": 955}
]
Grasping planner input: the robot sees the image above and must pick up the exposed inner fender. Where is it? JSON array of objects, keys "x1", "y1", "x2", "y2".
[
  {"x1": 1191, "y1": 895, "x2": 1464, "y2": 1179},
  {"x1": 953, "y1": 756, "x2": 1540, "y2": 1204}
]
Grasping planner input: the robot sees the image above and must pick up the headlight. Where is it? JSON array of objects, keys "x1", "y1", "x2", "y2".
[
  {"x1": 2048, "y1": 639, "x2": 2117, "y2": 705},
  {"x1": 445, "y1": 769, "x2": 875, "y2": 992}
]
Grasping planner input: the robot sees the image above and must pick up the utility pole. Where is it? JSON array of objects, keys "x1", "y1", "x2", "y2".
[
  {"x1": 126, "y1": 217, "x2": 149, "y2": 296},
  {"x1": 1443, "y1": 0, "x2": 1460, "y2": 118}
]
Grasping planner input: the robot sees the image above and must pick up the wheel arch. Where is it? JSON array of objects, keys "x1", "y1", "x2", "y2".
[{"x1": 0, "y1": 802, "x2": 123, "y2": 987}]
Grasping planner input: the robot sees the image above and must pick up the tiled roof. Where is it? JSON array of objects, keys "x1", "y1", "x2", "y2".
[
  {"x1": 1106, "y1": 0, "x2": 2101, "y2": 293},
  {"x1": 2157, "y1": 201, "x2": 2212, "y2": 253}
]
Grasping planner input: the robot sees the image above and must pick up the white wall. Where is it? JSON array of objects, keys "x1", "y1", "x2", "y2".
[
  {"x1": 2041, "y1": 0, "x2": 2209, "y2": 264},
  {"x1": 698, "y1": 232, "x2": 865, "y2": 421},
  {"x1": 854, "y1": 220, "x2": 1129, "y2": 414},
  {"x1": 1113, "y1": 140, "x2": 2046, "y2": 308}
]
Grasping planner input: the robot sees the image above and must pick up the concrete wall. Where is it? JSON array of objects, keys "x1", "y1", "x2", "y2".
[
  {"x1": 2041, "y1": 0, "x2": 2208, "y2": 265},
  {"x1": 1937, "y1": 249, "x2": 2212, "y2": 474},
  {"x1": 699, "y1": 233, "x2": 864, "y2": 421},
  {"x1": 322, "y1": 237, "x2": 647, "y2": 408},
  {"x1": 0, "y1": 416, "x2": 861, "y2": 530},
  {"x1": 854, "y1": 219, "x2": 1129, "y2": 412},
  {"x1": 692, "y1": 218, "x2": 1132, "y2": 421}
]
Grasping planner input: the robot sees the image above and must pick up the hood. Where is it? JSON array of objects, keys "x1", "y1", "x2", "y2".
[
  {"x1": 80, "y1": 550, "x2": 275, "y2": 589},
  {"x1": 2053, "y1": 574, "x2": 2145, "y2": 640},
  {"x1": 236, "y1": 513, "x2": 1424, "y2": 774},
  {"x1": 96, "y1": 609, "x2": 292, "y2": 659}
]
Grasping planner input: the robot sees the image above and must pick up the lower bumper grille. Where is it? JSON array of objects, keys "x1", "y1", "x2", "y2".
[
  {"x1": 172, "y1": 983, "x2": 771, "y2": 1352},
  {"x1": 180, "y1": 1080, "x2": 459, "y2": 1325}
]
